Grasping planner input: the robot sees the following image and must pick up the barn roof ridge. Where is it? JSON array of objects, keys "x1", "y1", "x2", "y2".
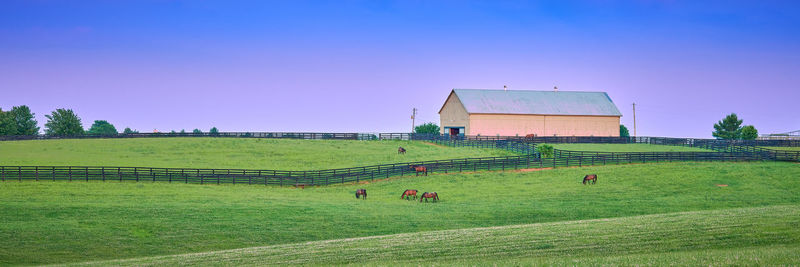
[{"x1": 448, "y1": 88, "x2": 622, "y2": 117}]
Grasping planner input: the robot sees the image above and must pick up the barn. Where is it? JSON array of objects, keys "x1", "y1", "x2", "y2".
[{"x1": 438, "y1": 88, "x2": 622, "y2": 136}]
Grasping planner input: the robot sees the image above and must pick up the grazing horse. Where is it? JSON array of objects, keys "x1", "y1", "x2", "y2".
[
  {"x1": 398, "y1": 146, "x2": 406, "y2": 154},
  {"x1": 419, "y1": 192, "x2": 439, "y2": 202},
  {"x1": 355, "y1": 189, "x2": 367, "y2": 199},
  {"x1": 401, "y1": 189, "x2": 418, "y2": 200},
  {"x1": 410, "y1": 165, "x2": 428, "y2": 176},
  {"x1": 583, "y1": 174, "x2": 598, "y2": 185},
  {"x1": 525, "y1": 134, "x2": 535, "y2": 139}
]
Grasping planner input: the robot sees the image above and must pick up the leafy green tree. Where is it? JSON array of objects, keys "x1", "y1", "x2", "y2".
[
  {"x1": 10, "y1": 105, "x2": 39, "y2": 135},
  {"x1": 537, "y1": 144, "x2": 554, "y2": 158},
  {"x1": 87, "y1": 120, "x2": 118, "y2": 135},
  {"x1": 192, "y1": 129, "x2": 202, "y2": 134},
  {"x1": 619, "y1": 125, "x2": 630, "y2": 138},
  {"x1": 712, "y1": 113, "x2": 743, "y2": 140},
  {"x1": 123, "y1": 127, "x2": 138, "y2": 134},
  {"x1": 0, "y1": 108, "x2": 18, "y2": 135},
  {"x1": 180, "y1": 129, "x2": 186, "y2": 134},
  {"x1": 44, "y1": 108, "x2": 84, "y2": 135},
  {"x1": 414, "y1": 122, "x2": 440, "y2": 134},
  {"x1": 741, "y1": 125, "x2": 758, "y2": 140},
  {"x1": 209, "y1": 127, "x2": 219, "y2": 136}
]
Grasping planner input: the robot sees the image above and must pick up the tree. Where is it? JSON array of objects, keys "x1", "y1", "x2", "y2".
[
  {"x1": 10, "y1": 105, "x2": 39, "y2": 135},
  {"x1": 414, "y1": 122, "x2": 440, "y2": 134},
  {"x1": 180, "y1": 129, "x2": 186, "y2": 134},
  {"x1": 87, "y1": 120, "x2": 118, "y2": 135},
  {"x1": 209, "y1": 127, "x2": 219, "y2": 136},
  {"x1": 537, "y1": 144, "x2": 554, "y2": 158},
  {"x1": 192, "y1": 129, "x2": 202, "y2": 134},
  {"x1": 712, "y1": 113, "x2": 743, "y2": 140},
  {"x1": 619, "y1": 125, "x2": 630, "y2": 138},
  {"x1": 741, "y1": 125, "x2": 758, "y2": 140},
  {"x1": 0, "y1": 108, "x2": 18, "y2": 135},
  {"x1": 44, "y1": 108, "x2": 84, "y2": 135},
  {"x1": 123, "y1": 127, "x2": 139, "y2": 134}
]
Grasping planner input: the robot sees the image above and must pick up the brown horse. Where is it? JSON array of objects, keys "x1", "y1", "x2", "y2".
[
  {"x1": 410, "y1": 165, "x2": 427, "y2": 176},
  {"x1": 398, "y1": 146, "x2": 406, "y2": 154},
  {"x1": 401, "y1": 189, "x2": 418, "y2": 200},
  {"x1": 420, "y1": 192, "x2": 439, "y2": 202},
  {"x1": 355, "y1": 189, "x2": 367, "y2": 199},
  {"x1": 525, "y1": 134, "x2": 536, "y2": 139},
  {"x1": 583, "y1": 174, "x2": 597, "y2": 185}
]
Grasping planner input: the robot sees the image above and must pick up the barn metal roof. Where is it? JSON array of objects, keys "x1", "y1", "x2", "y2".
[{"x1": 449, "y1": 89, "x2": 622, "y2": 116}]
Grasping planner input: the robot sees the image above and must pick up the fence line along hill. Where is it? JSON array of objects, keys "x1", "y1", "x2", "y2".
[{"x1": 1, "y1": 132, "x2": 798, "y2": 186}]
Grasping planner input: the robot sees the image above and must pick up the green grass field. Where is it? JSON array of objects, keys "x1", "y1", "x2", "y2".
[
  {"x1": 544, "y1": 143, "x2": 713, "y2": 152},
  {"x1": 0, "y1": 138, "x2": 515, "y2": 170},
  {"x1": 73, "y1": 205, "x2": 800, "y2": 266},
  {"x1": 2, "y1": 161, "x2": 799, "y2": 265}
]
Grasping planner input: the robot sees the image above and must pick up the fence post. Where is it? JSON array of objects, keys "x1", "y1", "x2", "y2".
[
  {"x1": 101, "y1": 167, "x2": 105, "y2": 182},
  {"x1": 1, "y1": 166, "x2": 4, "y2": 182},
  {"x1": 69, "y1": 166, "x2": 72, "y2": 181},
  {"x1": 35, "y1": 166, "x2": 39, "y2": 181}
]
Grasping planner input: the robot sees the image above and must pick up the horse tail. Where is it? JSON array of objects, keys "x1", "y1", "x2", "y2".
[{"x1": 355, "y1": 192, "x2": 359, "y2": 199}]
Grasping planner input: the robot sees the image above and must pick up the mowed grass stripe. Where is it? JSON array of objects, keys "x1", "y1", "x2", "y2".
[{"x1": 67, "y1": 205, "x2": 800, "y2": 266}]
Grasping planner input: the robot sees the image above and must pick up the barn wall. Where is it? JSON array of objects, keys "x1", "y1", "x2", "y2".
[
  {"x1": 468, "y1": 114, "x2": 620, "y2": 136},
  {"x1": 438, "y1": 92, "x2": 470, "y2": 134}
]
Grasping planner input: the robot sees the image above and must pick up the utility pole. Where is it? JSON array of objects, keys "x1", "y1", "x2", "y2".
[
  {"x1": 411, "y1": 108, "x2": 417, "y2": 133},
  {"x1": 632, "y1": 103, "x2": 637, "y2": 137}
]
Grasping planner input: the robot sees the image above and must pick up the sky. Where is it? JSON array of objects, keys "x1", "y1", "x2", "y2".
[{"x1": 1, "y1": 0, "x2": 798, "y2": 138}]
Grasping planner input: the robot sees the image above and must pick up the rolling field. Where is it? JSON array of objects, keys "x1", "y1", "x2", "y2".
[
  {"x1": 544, "y1": 143, "x2": 713, "y2": 152},
  {"x1": 0, "y1": 138, "x2": 515, "y2": 170},
  {"x1": 2, "y1": 161, "x2": 799, "y2": 265},
  {"x1": 74, "y1": 205, "x2": 800, "y2": 266}
]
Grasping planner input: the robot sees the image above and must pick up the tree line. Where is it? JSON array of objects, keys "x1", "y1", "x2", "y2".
[{"x1": 0, "y1": 106, "x2": 219, "y2": 136}]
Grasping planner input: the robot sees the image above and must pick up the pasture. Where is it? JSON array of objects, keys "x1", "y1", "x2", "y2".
[
  {"x1": 0, "y1": 138, "x2": 515, "y2": 170},
  {"x1": 543, "y1": 143, "x2": 713, "y2": 152},
  {"x1": 761, "y1": 146, "x2": 800, "y2": 151},
  {"x1": 1, "y1": 161, "x2": 799, "y2": 265}
]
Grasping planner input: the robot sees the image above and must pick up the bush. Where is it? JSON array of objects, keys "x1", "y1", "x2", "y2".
[
  {"x1": 123, "y1": 127, "x2": 139, "y2": 134},
  {"x1": 620, "y1": 125, "x2": 630, "y2": 138},
  {"x1": 537, "y1": 144, "x2": 554, "y2": 158},
  {"x1": 415, "y1": 122, "x2": 440, "y2": 134},
  {"x1": 741, "y1": 125, "x2": 758, "y2": 140},
  {"x1": 87, "y1": 120, "x2": 118, "y2": 135}
]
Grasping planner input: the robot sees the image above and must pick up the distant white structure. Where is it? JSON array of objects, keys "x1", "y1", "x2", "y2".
[{"x1": 758, "y1": 130, "x2": 800, "y2": 140}]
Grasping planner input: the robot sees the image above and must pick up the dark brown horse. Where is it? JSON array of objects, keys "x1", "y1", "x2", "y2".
[
  {"x1": 420, "y1": 192, "x2": 439, "y2": 202},
  {"x1": 583, "y1": 174, "x2": 597, "y2": 185},
  {"x1": 398, "y1": 146, "x2": 406, "y2": 154},
  {"x1": 410, "y1": 165, "x2": 427, "y2": 176},
  {"x1": 401, "y1": 189, "x2": 418, "y2": 200},
  {"x1": 355, "y1": 189, "x2": 367, "y2": 199}
]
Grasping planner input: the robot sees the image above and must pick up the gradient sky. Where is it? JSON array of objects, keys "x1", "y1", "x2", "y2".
[{"x1": 1, "y1": 0, "x2": 798, "y2": 137}]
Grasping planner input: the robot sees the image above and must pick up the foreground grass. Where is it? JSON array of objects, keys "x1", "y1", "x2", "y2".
[
  {"x1": 0, "y1": 138, "x2": 514, "y2": 170},
  {"x1": 545, "y1": 143, "x2": 712, "y2": 152},
  {"x1": 71, "y1": 205, "x2": 800, "y2": 266},
  {"x1": 1, "y1": 162, "x2": 798, "y2": 265}
]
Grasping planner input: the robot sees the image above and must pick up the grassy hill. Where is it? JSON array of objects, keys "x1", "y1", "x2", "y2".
[
  {"x1": 1, "y1": 161, "x2": 798, "y2": 265},
  {"x1": 71, "y1": 205, "x2": 800, "y2": 266},
  {"x1": 0, "y1": 138, "x2": 515, "y2": 170}
]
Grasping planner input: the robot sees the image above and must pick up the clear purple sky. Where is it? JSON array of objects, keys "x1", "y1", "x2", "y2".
[{"x1": 1, "y1": 1, "x2": 798, "y2": 137}]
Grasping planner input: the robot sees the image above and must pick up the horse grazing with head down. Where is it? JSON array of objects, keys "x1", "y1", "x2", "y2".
[
  {"x1": 355, "y1": 189, "x2": 367, "y2": 199},
  {"x1": 410, "y1": 165, "x2": 427, "y2": 176},
  {"x1": 583, "y1": 174, "x2": 597, "y2": 185},
  {"x1": 398, "y1": 146, "x2": 406, "y2": 154},
  {"x1": 419, "y1": 192, "x2": 439, "y2": 202},
  {"x1": 401, "y1": 189, "x2": 418, "y2": 200}
]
